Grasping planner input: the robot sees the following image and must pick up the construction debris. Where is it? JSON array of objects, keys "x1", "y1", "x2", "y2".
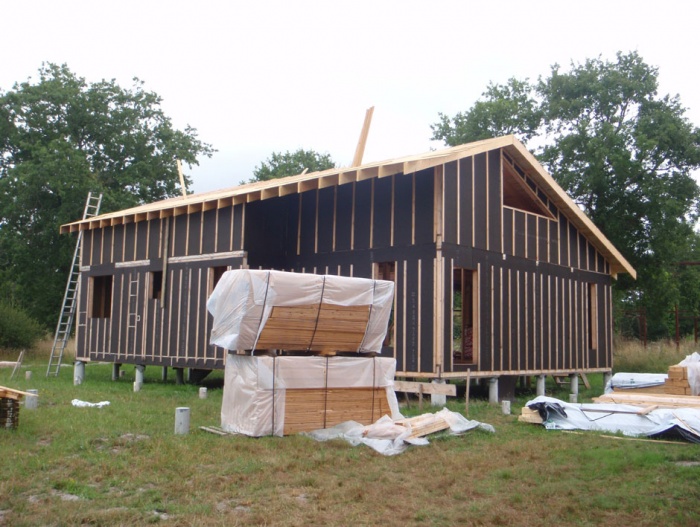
[
  {"x1": 304, "y1": 408, "x2": 495, "y2": 456},
  {"x1": 523, "y1": 395, "x2": 700, "y2": 443}
]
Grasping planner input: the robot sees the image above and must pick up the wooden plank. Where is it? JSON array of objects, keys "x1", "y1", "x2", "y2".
[
  {"x1": 594, "y1": 393, "x2": 700, "y2": 409},
  {"x1": 393, "y1": 380, "x2": 456, "y2": 396}
]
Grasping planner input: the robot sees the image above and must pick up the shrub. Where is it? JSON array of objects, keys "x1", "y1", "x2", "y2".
[{"x1": 0, "y1": 301, "x2": 45, "y2": 349}]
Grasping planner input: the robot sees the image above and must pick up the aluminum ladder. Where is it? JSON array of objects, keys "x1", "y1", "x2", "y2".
[{"x1": 47, "y1": 192, "x2": 103, "y2": 377}]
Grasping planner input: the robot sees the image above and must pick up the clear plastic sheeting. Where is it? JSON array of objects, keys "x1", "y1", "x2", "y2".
[
  {"x1": 679, "y1": 352, "x2": 700, "y2": 395},
  {"x1": 526, "y1": 395, "x2": 700, "y2": 443},
  {"x1": 221, "y1": 354, "x2": 401, "y2": 437},
  {"x1": 604, "y1": 372, "x2": 668, "y2": 394},
  {"x1": 303, "y1": 408, "x2": 495, "y2": 456},
  {"x1": 207, "y1": 270, "x2": 394, "y2": 353}
]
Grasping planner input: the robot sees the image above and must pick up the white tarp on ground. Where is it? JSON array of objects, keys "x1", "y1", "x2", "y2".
[
  {"x1": 207, "y1": 269, "x2": 394, "y2": 353},
  {"x1": 604, "y1": 372, "x2": 668, "y2": 393},
  {"x1": 221, "y1": 354, "x2": 401, "y2": 437},
  {"x1": 526, "y1": 395, "x2": 700, "y2": 442},
  {"x1": 303, "y1": 409, "x2": 496, "y2": 456}
]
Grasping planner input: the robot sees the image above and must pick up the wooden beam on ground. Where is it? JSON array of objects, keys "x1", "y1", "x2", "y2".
[
  {"x1": 393, "y1": 380, "x2": 457, "y2": 396},
  {"x1": 594, "y1": 393, "x2": 700, "y2": 409}
]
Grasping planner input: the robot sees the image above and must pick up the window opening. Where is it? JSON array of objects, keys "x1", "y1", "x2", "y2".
[
  {"x1": 453, "y1": 268, "x2": 476, "y2": 364},
  {"x1": 149, "y1": 271, "x2": 163, "y2": 300},
  {"x1": 91, "y1": 275, "x2": 113, "y2": 318},
  {"x1": 502, "y1": 160, "x2": 555, "y2": 219},
  {"x1": 589, "y1": 283, "x2": 598, "y2": 350}
]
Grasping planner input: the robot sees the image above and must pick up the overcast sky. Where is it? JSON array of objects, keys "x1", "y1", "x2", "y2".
[{"x1": 3, "y1": 1, "x2": 699, "y2": 193}]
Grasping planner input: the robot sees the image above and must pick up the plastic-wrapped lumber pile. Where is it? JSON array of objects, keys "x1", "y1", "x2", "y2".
[
  {"x1": 207, "y1": 270, "x2": 394, "y2": 354},
  {"x1": 221, "y1": 354, "x2": 401, "y2": 436}
]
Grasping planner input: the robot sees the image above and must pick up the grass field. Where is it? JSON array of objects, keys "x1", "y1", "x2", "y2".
[{"x1": 1, "y1": 340, "x2": 699, "y2": 526}]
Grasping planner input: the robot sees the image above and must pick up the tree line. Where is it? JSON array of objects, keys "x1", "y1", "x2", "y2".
[{"x1": 1, "y1": 53, "x2": 699, "y2": 347}]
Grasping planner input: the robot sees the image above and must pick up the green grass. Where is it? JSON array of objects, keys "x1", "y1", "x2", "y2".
[{"x1": 0, "y1": 344, "x2": 699, "y2": 526}]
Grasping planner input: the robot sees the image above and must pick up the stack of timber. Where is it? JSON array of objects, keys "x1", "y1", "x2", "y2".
[
  {"x1": 0, "y1": 386, "x2": 30, "y2": 430},
  {"x1": 221, "y1": 354, "x2": 401, "y2": 437},
  {"x1": 664, "y1": 366, "x2": 693, "y2": 396},
  {"x1": 254, "y1": 304, "x2": 370, "y2": 354},
  {"x1": 284, "y1": 387, "x2": 391, "y2": 435},
  {"x1": 208, "y1": 270, "x2": 394, "y2": 354}
]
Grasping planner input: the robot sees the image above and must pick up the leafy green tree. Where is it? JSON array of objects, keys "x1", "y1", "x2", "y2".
[
  {"x1": 432, "y1": 51, "x2": 700, "y2": 339},
  {"x1": 0, "y1": 63, "x2": 214, "y2": 327},
  {"x1": 249, "y1": 149, "x2": 335, "y2": 183}
]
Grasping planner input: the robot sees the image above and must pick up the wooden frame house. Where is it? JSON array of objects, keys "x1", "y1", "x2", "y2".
[{"x1": 61, "y1": 135, "x2": 635, "y2": 389}]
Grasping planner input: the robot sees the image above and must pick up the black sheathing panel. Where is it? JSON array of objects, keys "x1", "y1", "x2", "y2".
[
  {"x1": 299, "y1": 190, "x2": 317, "y2": 256},
  {"x1": 487, "y1": 150, "x2": 501, "y2": 252},
  {"x1": 542, "y1": 274, "x2": 550, "y2": 369},
  {"x1": 492, "y1": 264, "x2": 502, "y2": 371},
  {"x1": 459, "y1": 157, "x2": 473, "y2": 247},
  {"x1": 514, "y1": 210, "x2": 526, "y2": 258},
  {"x1": 103, "y1": 227, "x2": 114, "y2": 264},
  {"x1": 443, "y1": 161, "x2": 458, "y2": 244},
  {"x1": 233, "y1": 204, "x2": 244, "y2": 251},
  {"x1": 538, "y1": 217, "x2": 548, "y2": 263},
  {"x1": 216, "y1": 206, "x2": 232, "y2": 252},
  {"x1": 394, "y1": 175, "x2": 413, "y2": 248},
  {"x1": 526, "y1": 214, "x2": 537, "y2": 260},
  {"x1": 173, "y1": 215, "x2": 187, "y2": 257},
  {"x1": 443, "y1": 257, "x2": 453, "y2": 371},
  {"x1": 559, "y1": 214, "x2": 569, "y2": 267},
  {"x1": 202, "y1": 209, "x2": 217, "y2": 254},
  {"x1": 354, "y1": 180, "x2": 372, "y2": 251},
  {"x1": 569, "y1": 222, "x2": 579, "y2": 269},
  {"x1": 394, "y1": 261, "x2": 405, "y2": 372},
  {"x1": 473, "y1": 153, "x2": 487, "y2": 250},
  {"x1": 85, "y1": 230, "x2": 95, "y2": 265},
  {"x1": 124, "y1": 223, "x2": 136, "y2": 262},
  {"x1": 187, "y1": 211, "x2": 202, "y2": 256},
  {"x1": 478, "y1": 259, "x2": 491, "y2": 370},
  {"x1": 534, "y1": 271, "x2": 542, "y2": 370},
  {"x1": 505, "y1": 267, "x2": 514, "y2": 371},
  {"x1": 503, "y1": 208, "x2": 513, "y2": 255},
  {"x1": 373, "y1": 176, "x2": 392, "y2": 248},
  {"x1": 147, "y1": 220, "x2": 160, "y2": 259},
  {"x1": 414, "y1": 169, "x2": 434, "y2": 245},
  {"x1": 353, "y1": 259, "x2": 373, "y2": 279},
  {"x1": 285, "y1": 195, "x2": 300, "y2": 258},
  {"x1": 404, "y1": 259, "x2": 419, "y2": 372},
  {"x1": 317, "y1": 186, "x2": 335, "y2": 254},
  {"x1": 549, "y1": 220, "x2": 559, "y2": 266},
  {"x1": 188, "y1": 267, "x2": 200, "y2": 365},
  {"x1": 420, "y1": 260, "x2": 434, "y2": 373},
  {"x1": 526, "y1": 269, "x2": 535, "y2": 371},
  {"x1": 335, "y1": 183, "x2": 353, "y2": 252},
  {"x1": 516, "y1": 268, "x2": 525, "y2": 371}
]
